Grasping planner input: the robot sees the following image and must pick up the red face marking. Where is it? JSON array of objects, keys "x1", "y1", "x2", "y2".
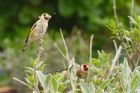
[{"x1": 83, "y1": 64, "x2": 89, "y2": 71}]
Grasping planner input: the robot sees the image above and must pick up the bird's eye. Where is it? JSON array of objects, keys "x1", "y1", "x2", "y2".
[
  {"x1": 44, "y1": 17, "x2": 48, "y2": 20},
  {"x1": 43, "y1": 13, "x2": 46, "y2": 16}
]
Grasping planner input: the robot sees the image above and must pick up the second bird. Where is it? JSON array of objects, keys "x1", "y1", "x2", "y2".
[{"x1": 23, "y1": 13, "x2": 51, "y2": 51}]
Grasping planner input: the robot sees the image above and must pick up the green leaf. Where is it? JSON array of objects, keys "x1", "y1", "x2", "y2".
[
  {"x1": 25, "y1": 77, "x2": 33, "y2": 86},
  {"x1": 45, "y1": 74, "x2": 53, "y2": 92},
  {"x1": 96, "y1": 79, "x2": 111, "y2": 93},
  {"x1": 80, "y1": 83, "x2": 90, "y2": 93},
  {"x1": 36, "y1": 71, "x2": 46, "y2": 91},
  {"x1": 45, "y1": 74, "x2": 52, "y2": 86},
  {"x1": 89, "y1": 82, "x2": 96, "y2": 93},
  {"x1": 131, "y1": 71, "x2": 139, "y2": 93},
  {"x1": 31, "y1": 59, "x2": 35, "y2": 67},
  {"x1": 128, "y1": 16, "x2": 138, "y2": 26},
  {"x1": 119, "y1": 58, "x2": 132, "y2": 93},
  {"x1": 33, "y1": 90, "x2": 38, "y2": 93},
  {"x1": 51, "y1": 77, "x2": 58, "y2": 92},
  {"x1": 36, "y1": 61, "x2": 44, "y2": 68}
]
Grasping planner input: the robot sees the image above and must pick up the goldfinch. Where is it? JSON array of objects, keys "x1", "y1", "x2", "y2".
[{"x1": 23, "y1": 13, "x2": 51, "y2": 51}]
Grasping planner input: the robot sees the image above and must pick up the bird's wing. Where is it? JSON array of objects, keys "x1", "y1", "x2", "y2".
[
  {"x1": 31, "y1": 22, "x2": 37, "y2": 31},
  {"x1": 25, "y1": 21, "x2": 38, "y2": 43},
  {"x1": 25, "y1": 35, "x2": 29, "y2": 43},
  {"x1": 30, "y1": 20, "x2": 41, "y2": 35},
  {"x1": 24, "y1": 22, "x2": 36, "y2": 43}
]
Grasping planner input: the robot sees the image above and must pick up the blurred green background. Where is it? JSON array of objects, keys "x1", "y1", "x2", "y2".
[{"x1": 0, "y1": 0, "x2": 140, "y2": 92}]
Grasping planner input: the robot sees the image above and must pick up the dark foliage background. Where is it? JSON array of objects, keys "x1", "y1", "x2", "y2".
[
  {"x1": 0, "y1": 0, "x2": 135, "y2": 50},
  {"x1": 0, "y1": 0, "x2": 140, "y2": 92}
]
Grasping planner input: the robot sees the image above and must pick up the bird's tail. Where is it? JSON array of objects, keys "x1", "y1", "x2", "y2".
[
  {"x1": 22, "y1": 42, "x2": 28, "y2": 51},
  {"x1": 22, "y1": 35, "x2": 29, "y2": 51}
]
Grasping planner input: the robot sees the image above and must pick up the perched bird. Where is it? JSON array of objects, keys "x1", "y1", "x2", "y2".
[
  {"x1": 62, "y1": 64, "x2": 89, "y2": 78},
  {"x1": 23, "y1": 13, "x2": 51, "y2": 51},
  {"x1": 76, "y1": 64, "x2": 89, "y2": 78}
]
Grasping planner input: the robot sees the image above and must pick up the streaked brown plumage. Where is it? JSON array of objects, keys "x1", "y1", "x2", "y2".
[{"x1": 23, "y1": 13, "x2": 51, "y2": 51}]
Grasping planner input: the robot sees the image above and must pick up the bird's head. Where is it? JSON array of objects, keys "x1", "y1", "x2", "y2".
[{"x1": 39, "y1": 13, "x2": 51, "y2": 20}]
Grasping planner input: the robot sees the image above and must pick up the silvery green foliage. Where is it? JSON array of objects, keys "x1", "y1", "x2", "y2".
[
  {"x1": 68, "y1": 57, "x2": 78, "y2": 92},
  {"x1": 17, "y1": 18, "x2": 140, "y2": 92},
  {"x1": 119, "y1": 58, "x2": 140, "y2": 93},
  {"x1": 36, "y1": 71, "x2": 62, "y2": 93}
]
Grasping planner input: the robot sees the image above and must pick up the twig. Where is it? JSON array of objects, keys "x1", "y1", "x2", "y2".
[
  {"x1": 13, "y1": 77, "x2": 30, "y2": 88},
  {"x1": 89, "y1": 35, "x2": 94, "y2": 63},
  {"x1": 60, "y1": 28, "x2": 69, "y2": 59},
  {"x1": 112, "y1": 0, "x2": 119, "y2": 26},
  {"x1": 34, "y1": 39, "x2": 44, "y2": 93},
  {"x1": 130, "y1": 0, "x2": 134, "y2": 29},
  {"x1": 58, "y1": 29, "x2": 77, "y2": 92},
  {"x1": 54, "y1": 43, "x2": 68, "y2": 60},
  {"x1": 113, "y1": 40, "x2": 118, "y2": 52},
  {"x1": 109, "y1": 46, "x2": 122, "y2": 76},
  {"x1": 86, "y1": 35, "x2": 94, "y2": 82},
  {"x1": 134, "y1": 57, "x2": 140, "y2": 68}
]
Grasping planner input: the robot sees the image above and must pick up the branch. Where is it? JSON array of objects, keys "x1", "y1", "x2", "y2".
[
  {"x1": 13, "y1": 77, "x2": 30, "y2": 88},
  {"x1": 86, "y1": 34, "x2": 94, "y2": 82},
  {"x1": 109, "y1": 45, "x2": 122, "y2": 76},
  {"x1": 130, "y1": 0, "x2": 134, "y2": 29},
  {"x1": 60, "y1": 28, "x2": 69, "y2": 59},
  {"x1": 113, "y1": 0, "x2": 119, "y2": 26}
]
